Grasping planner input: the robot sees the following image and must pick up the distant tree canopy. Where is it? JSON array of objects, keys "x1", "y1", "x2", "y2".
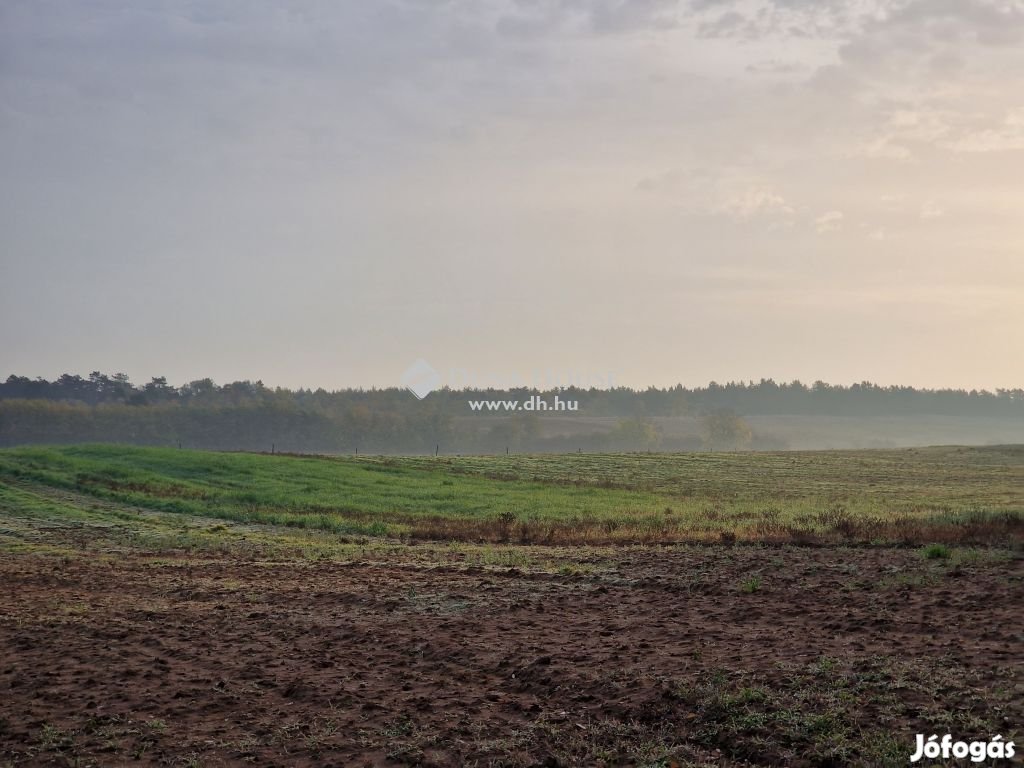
[
  {"x1": 0, "y1": 372, "x2": 1021, "y2": 452},
  {"x1": 3, "y1": 373, "x2": 1023, "y2": 416}
]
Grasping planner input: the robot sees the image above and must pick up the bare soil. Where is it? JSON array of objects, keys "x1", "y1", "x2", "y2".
[{"x1": 1, "y1": 547, "x2": 1021, "y2": 767}]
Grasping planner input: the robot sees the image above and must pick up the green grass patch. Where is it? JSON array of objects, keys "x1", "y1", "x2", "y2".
[
  {"x1": 1, "y1": 444, "x2": 1022, "y2": 547},
  {"x1": 922, "y1": 543, "x2": 952, "y2": 560}
]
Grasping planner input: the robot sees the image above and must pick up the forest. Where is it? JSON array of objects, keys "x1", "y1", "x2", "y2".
[{"x1": 1, "y1": 372, "x2": 1022, "y2": 452}]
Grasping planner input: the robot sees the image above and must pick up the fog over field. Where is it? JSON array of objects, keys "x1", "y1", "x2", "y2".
[{"x1": 2, "y1": 372, "x2": 1022, "y2": 452}]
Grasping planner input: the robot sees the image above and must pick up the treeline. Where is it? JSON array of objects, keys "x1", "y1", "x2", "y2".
[
  {"x1": 0, "y1": 372, "x2": 1021, "y2": 452},
  {"x1": 3, "y1": 373, "x2": 1023, "y2": 416}
]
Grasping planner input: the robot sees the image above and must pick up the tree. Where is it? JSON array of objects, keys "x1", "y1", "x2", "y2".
[
  {"x1": 142, "y1": 376, "x2": 178, "y2": 403},
  {"x1": 702, "y1": 409, "x2": 752, "y2": 451}
]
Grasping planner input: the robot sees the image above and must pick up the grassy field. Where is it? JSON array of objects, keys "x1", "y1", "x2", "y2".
[{"x1": 1, "y1": 443, "x2": 1022, "y2": 547}]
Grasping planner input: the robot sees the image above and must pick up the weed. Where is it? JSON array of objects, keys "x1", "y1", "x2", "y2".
[
  {"x1": 815, "y1": 656, "x2": 838, "y2": 675},
  {"x1": 922, "y1": 543, "x2": 952, "y2": 560},
  {"x1": 38, "y1": 723, "x2": 70, "y2": 750},
  {"x1": 740, "y1": 576, "x2": 762, "y2": 593}
]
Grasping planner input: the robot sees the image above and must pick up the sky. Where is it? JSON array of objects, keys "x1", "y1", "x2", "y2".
[{"x1": 2, "y1": 0, "x2": 1023, "y2": 391}]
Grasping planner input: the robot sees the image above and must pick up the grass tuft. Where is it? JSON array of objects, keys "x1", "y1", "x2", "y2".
[
  {"x1": 740, "y1": 576, "x2": 762, "y2": 593},
  {"x1": 922, "y1": 543, "x2": 952, "y2": 560}
]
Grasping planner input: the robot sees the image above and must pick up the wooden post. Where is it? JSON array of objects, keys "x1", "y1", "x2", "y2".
[{"x1": 435, "y1": 444, "x2": 439, "y2": 456}]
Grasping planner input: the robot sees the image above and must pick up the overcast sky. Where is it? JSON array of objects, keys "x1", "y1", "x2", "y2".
[{"x1": 2, "y1": 0, "x2": 1022, "y2": 390}]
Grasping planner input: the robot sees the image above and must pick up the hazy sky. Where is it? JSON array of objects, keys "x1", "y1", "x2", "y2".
[{"x1": 2, "y1": 0, "x2": 1023, "y2": 390}]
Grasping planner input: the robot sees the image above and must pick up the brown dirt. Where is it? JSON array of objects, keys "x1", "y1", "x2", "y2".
[{"x1": 1, "y1": 547, "x2": 1021, "y2": 767}]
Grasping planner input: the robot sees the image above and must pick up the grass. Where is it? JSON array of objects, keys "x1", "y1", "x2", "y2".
[
  {"x1": 657, "y1": 652, "x2": 1024, "y2": 767},
  {"x1": 739, "y1": 576, "x2": 762, "y2": 593},
  {"x1": 922, "y1": 543, "x2": 952, "y2": 560},
  {"x1": 0, "y1": 443, "x2": 1022, "y2": 547},
  {"x1": 360, "y1": 445, "x2": 1024, "y2": 506}
]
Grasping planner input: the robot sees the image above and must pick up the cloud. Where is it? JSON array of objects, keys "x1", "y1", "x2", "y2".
[
  {"x1": 589, "y1": 0, "x2": 682, "y2": 33},
  {"x1": 882, "y1": 0, "x2": 1024, "y2": 47},
  {"x1": 815, "y1": 210, "x2": 845, "y2": 233},
  {"x1": 691, "y1": 0, "x2": 1024, "y2": 47},
  {"x1": 879, "y1": 193, "x2": 907, "y2": 208},
  {"x1": 856, "y1": 107, "x2": 1024, "y2": 161},
  {"x1": 857, "y1": 136, "x2": 913, "y2": 161},
  {"x1": 696, "y1": 9, "x2": 755, "y2": 38},
  {"x1": 940, "y1": 109, "x2": 1024, "y2": 153},
  {"x1": 718, "y1": 187, "x2": 795, "y2": 218},
  {"x1": 852, "y1": 109, "x2": 954, "y2": 160},
  {"x1": 746, "y1": 59, "x2": 806, "y2": 75},
  {"x1": 495, "y1": 0, "x2": 683, "y2": 38},
  {"x1": 692, "y1": 0, "x2": 895, "y2": 41},
  {"x1": 636, "y1": 168, "x2": 794, "y2": 221}
]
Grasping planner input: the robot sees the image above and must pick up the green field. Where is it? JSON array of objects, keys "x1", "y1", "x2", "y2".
[{"x1": 1, "y1": 444, "x2": 1022, "y2": 548}]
